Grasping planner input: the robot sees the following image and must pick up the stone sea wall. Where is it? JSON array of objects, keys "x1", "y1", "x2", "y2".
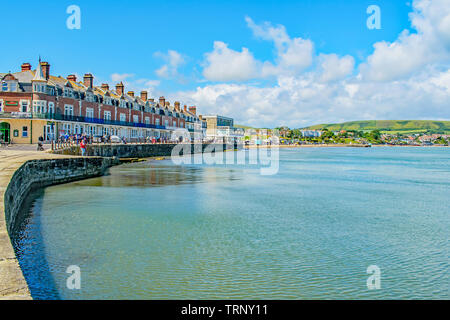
[
  {"x1": 4, "y1": 157, "x2": 114, "y2": 235},
  {"x1": 53, "y1": 143, "x2": 236, "y2": 158},
  {"x1": 1, "y1": 156, "x2": 114, "y2": 300}
]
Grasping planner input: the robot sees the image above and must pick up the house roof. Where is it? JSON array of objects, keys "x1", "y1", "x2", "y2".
[
  {"x1": 1, "y1": 73, "x2": 17, "y2": 81},
  {"x1": 32, "y1": 64, "x2": 46, "y2": 82}
]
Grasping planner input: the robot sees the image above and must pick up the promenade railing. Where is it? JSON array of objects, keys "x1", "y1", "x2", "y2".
[{"x1": 0, "y1": 112, "x2": 167, "y2": 130}]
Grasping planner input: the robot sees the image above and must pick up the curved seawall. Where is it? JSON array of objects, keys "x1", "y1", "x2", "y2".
[{"x1": 0, "y1": 153, "x2": 114, "y2": 300}]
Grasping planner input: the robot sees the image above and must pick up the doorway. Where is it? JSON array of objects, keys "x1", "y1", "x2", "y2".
[{"x1": 0, "y1": 122, "x2": 10, "y2": 143}]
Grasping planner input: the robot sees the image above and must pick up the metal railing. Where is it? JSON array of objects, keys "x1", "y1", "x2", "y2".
[{"x1": 0, "y1": 112, "x2": 167, "y2": 130}]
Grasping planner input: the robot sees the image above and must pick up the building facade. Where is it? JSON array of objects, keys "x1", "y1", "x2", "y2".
[
  {"x1": 203, "y1": 115, "x2": 244, "y2": 143},
  {"x1": 0, "y1": 61, "x2": 204, "y2": 144}
]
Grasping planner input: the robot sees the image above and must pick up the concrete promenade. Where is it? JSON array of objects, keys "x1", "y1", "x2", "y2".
[{"x1": 0, "y1": 146, "x2": 73, "y2": 300}]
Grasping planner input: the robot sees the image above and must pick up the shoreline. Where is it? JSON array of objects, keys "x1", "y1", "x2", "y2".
[
  {"x1": 0, "y1": 150, "x2": 114, "y2": 300},
  {"x1": 245, "y1": 144, "x2": 449, "y2": 148},
  {"x1": 0, "y1": 150, "x2": 73, "y2": 300}
]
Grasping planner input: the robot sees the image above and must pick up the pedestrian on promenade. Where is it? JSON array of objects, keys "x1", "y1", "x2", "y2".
[
  {"x1": 80, "y1": 138, "x2": 87, "y2": 156},
  {"x1": 37, "y1": 136, "x2": 44, "y2": 151}
]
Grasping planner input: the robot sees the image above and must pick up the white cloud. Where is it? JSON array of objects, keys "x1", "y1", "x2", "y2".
[
  {"x1": 359, "y1": 0, "x2": 450, "y2": 81},
  {"x1": 155, "y1": 50, "x2": 185, "y2": 79},
  {"x1": 163, "y1": 1, "x2": 450, "y2": 127},
  {"x1": 201, "y1": 17, "x2": 315, "y2": 82},
  {"x1": 174, "y1": 67, "x2": 450, "y2": 127},
  {"x1": 318, "y1": 53, "x2": 355, "y2": 82},
  {"x1": 245, "y1": 16, "x2": 314, "y2": 76},
  {"x1": 111, "y1": 73, "x2": 134, "y2": 83},
  {"x1": 202, "y1": 41, "x2": 260, "y2": 81},
  {"x1": 109, "y1": 74, "x2": 161, "y2": 98}
]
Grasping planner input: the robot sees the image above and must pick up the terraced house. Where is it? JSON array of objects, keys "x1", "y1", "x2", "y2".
[{"x1": 0, "y1": 60, "x2": 206, "y2": 144}]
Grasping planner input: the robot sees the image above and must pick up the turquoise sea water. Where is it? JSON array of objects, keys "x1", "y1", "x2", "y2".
[{"x1": 13, "y1": 147, "x2": 449, "y2": 299}]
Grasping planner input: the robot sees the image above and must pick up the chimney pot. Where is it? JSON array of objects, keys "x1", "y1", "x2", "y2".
[
  {"x1": 83, "y1": 73, "x2": 94, "y2": 88},
  {"x1": 67, "y1": 74, "x2": 77, "y2": 82},
  {"x1": 188, "y1": 106, "x2": 197, "y2": 115},
  {"x1": 140, "y1": 91, "x2": 148, "y2": 101},
  {"x1": 101, "y1": 83, "x2": 109, "y2": 91},
  {"x1": 127, "y1": 91, "x2": 135, "y2": 97},
  {"x1": 21, "y1": 63, "x2": 32, "y2": 72},
  {"x1": 40, "y1": 61, "x2": 50, "y2": 80},
  {"x1": 116, "y1": 82, "x2": 124, "y2": 95},
  {"x1": 159, "y1": 96, "x2": 165, "y2": 107}
]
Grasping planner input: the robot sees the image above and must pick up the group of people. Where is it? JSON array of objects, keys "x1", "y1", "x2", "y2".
[{"x1": 39, "y1": 133, "x2": 199, "y2": 155}]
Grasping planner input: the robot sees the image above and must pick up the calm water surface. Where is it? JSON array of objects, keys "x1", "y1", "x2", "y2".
[{"x1": 13, "y1": 147, "x2": 449, "y2": 299}]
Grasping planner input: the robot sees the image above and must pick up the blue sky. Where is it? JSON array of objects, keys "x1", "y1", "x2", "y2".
[{"x1": 2, "y1": 0, "x2": 449, "y2": 127}]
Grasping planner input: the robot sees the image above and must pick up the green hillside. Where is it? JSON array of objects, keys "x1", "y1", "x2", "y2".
[{"x1": 302, "y1": 120, "x2": 450, "y2": 134}]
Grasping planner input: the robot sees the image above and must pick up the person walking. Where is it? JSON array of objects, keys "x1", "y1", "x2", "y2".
[
  {"x1": 37, "y1": 136, "x2": 44, "y2": 151},
  {"x1": 80, "y1": 138, "x2": 87, "y2": 156}
]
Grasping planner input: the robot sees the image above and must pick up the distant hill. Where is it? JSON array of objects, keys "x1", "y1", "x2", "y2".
[
  {"x1": 235, "y1": 124, "x2": 254, "y2": 129},
  {"x1": 302, "y1": 120, "x2": 450, "y2": 134}
]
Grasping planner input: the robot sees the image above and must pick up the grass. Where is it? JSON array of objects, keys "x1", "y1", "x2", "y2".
[{"x1": 303, "y1": 120, "x2": 450, "y2": 134}]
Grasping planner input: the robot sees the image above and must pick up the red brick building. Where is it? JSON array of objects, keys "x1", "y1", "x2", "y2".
[{"x1": 0, "y1": 60, "x2": 205, "y2": 143}]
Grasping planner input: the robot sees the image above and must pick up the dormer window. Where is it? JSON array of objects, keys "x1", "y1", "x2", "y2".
[
  {"x1": 33, "y1": 84, "x2": 45, "y2": 93},
  {"x1": 1, "y1": 82, "x2": 7, "y2": 91}
]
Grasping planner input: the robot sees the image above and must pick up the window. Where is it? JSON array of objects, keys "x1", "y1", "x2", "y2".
[
  {"x1": 22, "y1": 126, "x2": 28, "y2": 138},
  {"x1": 104, "y1": 111, "x2": 111, "y2": 121},
  {"x1": 10, "y1": 83, "x2": 16, "y2": 92},
  {"x1": 32, "y1": 100, "x2": 47, "y2": 113},
  {"x1": 0, "y1": 100, "x2": 3, "y2": 112},
  {"x1": 2, "y1": 82, "x2": 7, "y2": 91},
  {"x1": 48, "y1": 102, "x2": 54, "y2": 114},
  {"x1": 165, "y1": 120, "x2": 169, "y2": 127},
  {"x1": 21, "y1": 101, "x2": 28, "y2": 112},
  {"x1": 133, "y1": 115, "x2": 139, "y2": 123},
  {"x1": 155, "y1": 118, "x2": 160, "y2": 126},
  {"x1": 64, "y1": 104, "x2": 74, "y2": 116},
  {"x1": 145, "y1": 117, "x2": 150, "y2": 125},
  {"x1": 86, "y1": 108, "x2": 94, "y2": 119},
  {"x1": 120, "y1": 113, "x2": 126, "y2": 122},
  {"x1": 64, "y1": 88, "x2": 72, "y2": 97}
]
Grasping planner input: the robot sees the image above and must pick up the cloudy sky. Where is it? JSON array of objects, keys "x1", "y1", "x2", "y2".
[{"x1": 2, "y1": 0, "x2": 449, "y2": 127}]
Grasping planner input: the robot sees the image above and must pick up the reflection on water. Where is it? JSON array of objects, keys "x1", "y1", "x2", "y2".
[
  {"x1": 72, "y1": 161, "x2": 243, "y2": 188},
  {"x1": 13, "y1": 148, "x2": 450, "y2": 300}
]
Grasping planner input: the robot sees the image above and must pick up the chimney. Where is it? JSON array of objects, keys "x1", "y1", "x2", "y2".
[
  {"x1": 140, "y1": 91, "x2": 148, "y2": 101},
  {"x1": 83, "y1": 73, "x2": 94, "y2": 88},
  {"x1": 116, "y1": 82, "x2": 124, "y2": 95},
  {"x1": 199, "y1": 115, "x2": 203, "y2": 120},
  {"x1": 21, "y1": 63, "x2": 32, "y2": 72},
  {"x1": 165, "y1": 101, "x2": 170, "y2": 107},
  {"x1": 159, "y1": 96, "x2": 165, "y2": 107},
  {"x1": 67, "y1": 74, "x2": 77, "y2": 82},
  {"x1": 41, "y1": 61, "x2": 50, "y2": 80},
  {"x1": 183, "y1": 105, "x2": 188, "y2": 112},
  {"x1": 189, "y1": 106, "x2": 197, "y2": 115},
  {"x1": 127, "y1": 91, "x2": 135, "y2": 97},
  {"x1": 101, "y1": 83, "x2": 109, "y2": 91},
  {"x1": 174, "y1": 101, "x2": 180, "y2": 110}
]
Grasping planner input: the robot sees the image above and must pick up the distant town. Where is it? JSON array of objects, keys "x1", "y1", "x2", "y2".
[{"x1": 241, "y1": 127, "x2": 450, "y2": 146}]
